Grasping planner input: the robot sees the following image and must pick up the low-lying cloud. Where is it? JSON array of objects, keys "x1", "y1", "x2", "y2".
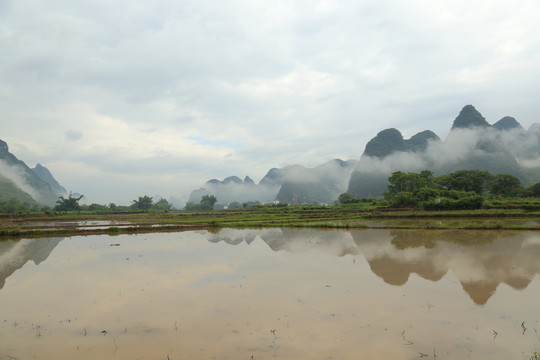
[
  {"x1": 0, "y1": 159, "x2": 41, "y2": 201},
  {"x1": 349, "y1": 124, "x2": 540, "y2": 197}
]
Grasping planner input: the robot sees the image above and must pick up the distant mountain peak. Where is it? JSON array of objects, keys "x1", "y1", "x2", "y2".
[
  {"x1": 0, "y1": 140, "x2": 64, "y2": 206},
  {"x1": 222, "y1": 176, "x2": 243, "y2": 185},
  {"x1": 0, "y1": 139, "x2": 8, "y2": 152},
  {"x1": 363, "y1": 128, "x2": 406, "y2": 158},
  {"x1": 451, "y1": 105, "x2": 490, "y2": 129},
  {"x1": 32, "y1": 163, "x2": 67, "y2": 195},
  {"x1": 493, "y1": 116, "x2": 523, "y2": 131},
  {"x1": 363, "y1": 128, "x2": 441, "y2": 158},
  {"x1": 259, "y1": 167, "x2": 287, "y2": 187},
  {"x1": 528, "y1": 123, "x2": 540, "y2": 134},
  {"x1": 406, "y1": 130, "x2": 441, "y2": 152}
]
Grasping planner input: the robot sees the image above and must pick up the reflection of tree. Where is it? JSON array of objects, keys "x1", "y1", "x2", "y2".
[{"x1": 0, "y1": 238, "x2": 63, "y2": 289}]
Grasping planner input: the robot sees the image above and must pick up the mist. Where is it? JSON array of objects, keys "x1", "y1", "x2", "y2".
[
  {"x1": 0, "y1": 159, "x2": 41, "y2": 201},
  {"x1": 186, "y1": 121, "x2": 540, "y2": 205},
  {"x1": 348, "y1": 123, "x2": 540, "y2": 198},
  {"x1": 188, "y1": 177, "x2": 280, "y2": 205},
  {"x1": 187, "y1": 159, "x2": 358, "y2": 205}
]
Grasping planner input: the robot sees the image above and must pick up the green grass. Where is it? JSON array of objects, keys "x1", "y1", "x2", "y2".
[{"x1": 1, "y1": 204, "x2": 540, "y2": 239}]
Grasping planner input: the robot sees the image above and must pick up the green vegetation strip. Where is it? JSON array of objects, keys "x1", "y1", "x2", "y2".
[{"x1": 1, "y1": 205, "x2": 540, "y2": 240}]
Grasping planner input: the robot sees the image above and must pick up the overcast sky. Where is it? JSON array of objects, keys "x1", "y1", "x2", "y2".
[{"x1": 1, "y1": 0, "x2": 540, "y2": 205}]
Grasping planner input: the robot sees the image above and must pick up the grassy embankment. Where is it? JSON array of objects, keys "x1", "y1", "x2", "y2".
[{"x1": 1, "y1": 201, "x2": 540, "y2": 239}]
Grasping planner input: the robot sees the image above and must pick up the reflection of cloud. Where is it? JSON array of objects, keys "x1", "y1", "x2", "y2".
[
  {"x1": 2, "y1": 229, "x2": 539, "y2": 307},
  {"x1": 261, "y1": 228, "x2": 358, "y2": 256},
  {"x1": 207, "y1": 228, "x2": 259, "y2": 245},
  {"x1": 212, "y1": 227, "x2": 359, "y2": 256}
]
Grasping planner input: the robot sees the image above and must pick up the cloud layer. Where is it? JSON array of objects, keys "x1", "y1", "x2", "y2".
[{"x1": 1, "y1": 0, "x2": 540, "y2": 204}]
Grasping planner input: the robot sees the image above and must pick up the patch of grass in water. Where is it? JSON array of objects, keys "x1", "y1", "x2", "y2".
[{"x1": 107, "y1": 226, "x2": 122, "y2": 235}]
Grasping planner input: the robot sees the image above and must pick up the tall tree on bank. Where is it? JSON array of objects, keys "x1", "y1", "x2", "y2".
[
  {"x1": 131, "y1": 195, "x2": 153, "y2": 210},
  {"x1": 54, "y1": 193, "x2": 84, "y2": 211},
  {"x1": 200, "y1": 194, "x2": 217, "y2": 210}
]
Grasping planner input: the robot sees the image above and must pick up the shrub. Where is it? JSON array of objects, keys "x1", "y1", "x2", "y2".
[{"x1": 390, "y1": 192, "x2": 419, "y2": 207}]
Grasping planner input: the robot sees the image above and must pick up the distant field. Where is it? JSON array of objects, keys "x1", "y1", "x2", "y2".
[{"x1": 2, "y1": 204, "x2": 540, "y2": 239}]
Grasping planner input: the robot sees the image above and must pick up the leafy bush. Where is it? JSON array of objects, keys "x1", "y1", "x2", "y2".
[
  {"x1": 422, "y1": 194, "x2": 484, "y2": 210},
  {"x1": 390, "y1": 192, "x2": 419, "y2": 207}
]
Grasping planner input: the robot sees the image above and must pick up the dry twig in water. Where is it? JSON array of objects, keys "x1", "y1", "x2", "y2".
[{"x1": 402, "y1": 331, "x2": 413, "y2": 345}]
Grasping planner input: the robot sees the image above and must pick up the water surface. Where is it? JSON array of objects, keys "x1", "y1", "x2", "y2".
[{"x1": 1, "y1": 228, "x2": 539, "y2": 359}]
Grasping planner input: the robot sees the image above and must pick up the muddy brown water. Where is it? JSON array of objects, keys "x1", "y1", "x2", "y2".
[{"x1": 1, "y1": 228, "x2": 539, "y2": 359}]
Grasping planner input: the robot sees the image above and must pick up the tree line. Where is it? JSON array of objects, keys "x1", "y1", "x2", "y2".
[
  {"x1": 340, "y1": 169, "x2": 540, "y2": 210},
  {"x1": 51, "y1": 194, "x2": 173, "y2": 213},
  {"x1": 2, "y1": 169, "x2": 540, "y2": 214}
]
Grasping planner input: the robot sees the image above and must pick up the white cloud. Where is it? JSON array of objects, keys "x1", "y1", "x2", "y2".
[
  {"x1": 1, "y1": 0, "x2": 540, "y2": 204},
  {"x1": 0, "y1": 160, "x2": 40, "y2": 200}
]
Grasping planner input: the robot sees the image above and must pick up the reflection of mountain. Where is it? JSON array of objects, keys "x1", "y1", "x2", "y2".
[
  {"x1": 352, "y1": 230, "x2": 540, "y2": 305},
  {"x1": 208, "y1": 228, "x2": 360, "y2": 256},
  {"x1": 260, "y1": 228, "x2": 359, "y2": 256},
  {"x1": 208, "y1": 228, "x2": 540, "y2": 305},
  {"x1": 367, "y1": 256, "x2": 447, "y2": 286},
  {"x1": 0, "y1": 238, "x2": 63, "y2": 289},
  {"x1": 207, "y1": 228, "x2": 259, "y2": 245}
]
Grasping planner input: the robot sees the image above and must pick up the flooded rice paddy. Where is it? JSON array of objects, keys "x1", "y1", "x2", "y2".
[{"x1": 1, "y1": 228, "x2": 540, "y2": 359}]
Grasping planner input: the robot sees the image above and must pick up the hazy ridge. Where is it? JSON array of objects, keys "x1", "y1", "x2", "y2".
[
  {"x1": 191, "y1": 105, "x2": 540, "y2": 205},
  {"x1": 0, "y1": 139, "x2": 65, "y2": 207},
  {"x1": 2, "y1": 105, "x2": 540, "y2": 207}
]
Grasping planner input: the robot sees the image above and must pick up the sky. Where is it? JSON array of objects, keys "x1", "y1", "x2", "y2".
[{"x1": 1, "y1": 0, "x2": 540, "y2": 205}]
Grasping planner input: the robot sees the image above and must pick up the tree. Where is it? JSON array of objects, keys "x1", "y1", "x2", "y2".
[
  {"x1": 131, "y1": 195, "x2": 153, "y2": 210},
  {"x1": 54, "y1": 193, "x2": 84, "y2": 211},
  {"x1": 338, "y1": 193, "x2": 354, "y2": 204},
  {"x1": 183, "y1": 202, "x2": 199, "y2": 211},
  {"x1": 200, "y1": 194, "x2": 217, "y2": 210},
  {"x1": 525, "y1": 182, "x2": 540, "y2": 197},
  {"x1": 386, "y1": 170, "x2": 434, "y2": 197},
  {"x1": 384, "y1": 170, "x2": 488, "y2": 210},
  {"x1": 436, "y1": 170, "x2": 492, "y2": 195},
  {"x1": 87, "y1": 203, "x2": 108, "y2": 211},
  {"x1": 488, "y1": 174, "x2": 521, "y2": 197},
  {"x1": 154, "y1": 198, "x2": 173, "y2": 211}
]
